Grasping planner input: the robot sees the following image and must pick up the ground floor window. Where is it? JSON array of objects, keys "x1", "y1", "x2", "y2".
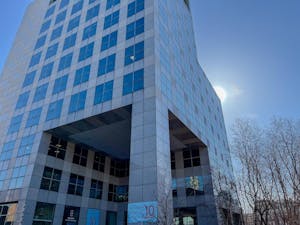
[
  {"x1": 62, "y1": 206, "x2": 80, "y2": 225},
  {"x1": 0, "y1": 202, "x2": 17, "y2": 225},
  {"x1": 106, "y1": 211, "x2": 117, "y2": 225},
  {"x1": 174, "y1": 208, "x2": 197, "y2": 225},
  {"x1": 32, "y1": 202, "x2": 55, "y2": 225}
]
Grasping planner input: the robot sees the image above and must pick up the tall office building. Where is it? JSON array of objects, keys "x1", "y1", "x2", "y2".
[{"x1": 0, "y1": 0, "x2": 239, "y2": 224}]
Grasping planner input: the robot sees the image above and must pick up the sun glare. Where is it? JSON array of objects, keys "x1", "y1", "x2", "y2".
[{"x1": 214, "y1": 86, "x2": 227, "y2": 103}]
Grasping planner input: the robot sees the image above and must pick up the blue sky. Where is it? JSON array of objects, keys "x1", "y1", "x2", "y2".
[{"x1": 0, "y1": 0, "x2": 299, "y2": 132}]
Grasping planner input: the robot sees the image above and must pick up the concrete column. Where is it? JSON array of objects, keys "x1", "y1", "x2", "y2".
[{"x1": 128, "y1": 97, "x2": 173, "y2": 225}]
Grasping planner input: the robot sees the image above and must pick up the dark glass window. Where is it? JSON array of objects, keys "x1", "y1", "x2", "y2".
[
  {"x1": 33, "y1": 83, "x2": 48, "y2": 102},
  {"x1": 40, "y1": 166, "x2": 62, "y2": 192},
  {"x1": 101, "y1": 31, "x2": 118, "y2": 51},
  {"x1": 50, "y1": 25, "x2": 63, "y2": 41},
  {"x1": 94, "y1": 80, "x2": 114, "y2": 105},
  {"x1": 106, "y1": 0, "x2": 120, "y2": 10},
  {"x1": 73, "y1": 144, "x2": 88, "y2": 167},
  {"x1": 122, "y1": 69, "x2": 144, "y2": 95},
  {"x1": 15, "y1": 91, "x2": 30, "y2": 109},
  {"x1": 67, "y1": 15, "x2": 81, "y2": 32},
  {"x1": 0, "y1": 203, "x2": 17, "y2": 225},
  {"x1": 55, "y1": 10, "x2": 67, "y2": 24},
  {"x1": 63, "y1": 33, "x2": 77, "y2": 51},
  {"x1": 110, "y1": 159, "x2": 129, "y2": 177},
  {"x1": 25, "y1": 107, "x2": 42, "y2": 128},
  {"x1": 33, "y1": 202, "x2": 56, "y2": 225},
  {"x1": 46, "y1": 99, "x2": 64, "y2": 121},
  {"x1": 93, "y1": 152, "x2": 106, "y2": 172},
  {"x1": 183, "y1": 147, "x2": 200, "y2": 168},
  {"x1": 90, "y1": 179, "x2": 103, "y2": 199},
  {"x1": 68, "y1": 173, "x2": 84, "y2": 196},
  {"x1": 86, "y1": 4, "x2": 100, "y2": 21},
  {"x1": 35, "y1": 35, "x2": 47, "y2": 50},
  {"x1": 103, "y1": 11, "x2": 119, "y2": 29},
  {"x1": 68, "y1": 90, "x2": 87, "y2": 113},
  {"x1": 40, "y1": 20, "x2": 51, "y2": 34},
  {"x1": 22, "y1": 71, "x2": 36, "y2": 87},
  {"x1": 59, "y1": 0, "x2": 70, "y2": 9},
  {"x1": 7, "y1": 114, "x2": 23, "y2": 134},
  {"x1": 128, "y1": 0, "x2": 144, "y2": 17},
  {"x1": 78, "y1": 42, "x2": 94, "y2": 62},
  {"x1": 171, "y1": 151, "x2": 176, "y2": 170},
  {"x1": 48, "y1": 136, "x2": 67, "y2": 160},
  {"x1": 172, "y1": 179, "x2": 177, "y2": 197},
  {"x1": 29, "y1": 52, "x2": 42, "y2": 67},
  {"x1": 82, "y1": 22, "x2": 97, "y2": 40},
  {"x1": 40, "y1": 62, "x2": 54, "y2": 80},
  {"x1": 53, "y1": 75, "x2": 68, "y2": 94},
  {"x1": 124, "y1": 41, "x2": 144, "y2": 65},
  {"x1": 108, "y1": 184, "x2": 128, "y2": 202},
  {"x1": 58, "y1": 53, "x2": 73, "y2": 71},
  {"x1": 185, "y1": 176, "x2": 204, "y2": 196},
  {"x1": 63, "y1": 206, "x2": 80, "y2": 225},
  {"x1": 71, "y1": 0, "x2": 83, "y2": 15},
  {"x1": 45, "y1": 5, "x2": 55, "y2": 18},
  {"x1": 106, "y1": 211, "x2": 117, "y2": 225},
  {"x1": 74, "y1": 65, "x2": 90, "y2": 86},
  {"x1": 126, "y1": 18, "x2": 144, "y2": 40},
  {"x1": 97, "y1": 54, "x2": 116, "y2": 76},
  {"x1": 45, "y1": 43, "x2": 59, "y2": 59}
]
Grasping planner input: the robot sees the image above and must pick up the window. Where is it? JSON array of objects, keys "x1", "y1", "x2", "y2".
[
  {"x1": 73, "y1": 144, "x2": 88, "y2": 167},
  {"x1": 89, "y1": 0, "x2": 98, "y2": 4},
  {"x1": 124, "y1": 41, "x2": 144, "y2": 65},
  {"x1": 126, "y1": 18, "x2": 144, "y2": 40},
  {"x1": 86, "y1": 4, "x2": 100, "y2": 21},
  {"x1": 74, "y1": 65, "x2": 90, "y2": 86},
  {"x1": 106, "y1": 0, "x2": 120, "y2": 10},
  {"x1": 63, "y1": 33, "x2": 77, "y2": 50},
  {"x1": 183, "y1": 147, "x2": 200, "y2": 168},
  {"x1": 172, "y1": 179, "x2": 177, "y2": 197},
  {"x1": 0, "y1": 140, "x2": 15, "y2": 161},
  {"x1": 0, "y1": 203, "x2": 17, "y2": 225},
  {"x1": 67, "y1": 15, "x2": 80, "y2": 32},
  {"x1": 40, "y1": 20, "x2": 51, "y2": 34},
  {"x1": 94, "y1": 80, "x2": 114, "y2": 105},
  {"x1": 55, "y1": 10, "x2": 67, "y2": 24},
  {"x1": 101, "y1": 31, "x2": 118, "y2": 51},
  {"x1": 22, "y1": 71, "x2": 36, "y2": 87},
  {"x1": 110, "y1": 159, "x2": 129, "y2": 177},
  {"x1": 15, "y1": 91, "x2": 30, "y2": 109},
  {"x1": 82, "y1": 22, "x2": 97, "y2": 40},
  {"x1": 40, "y1": 167, "x2": 62, "y2": 192},
  {"x1": 46, "y1": 99, "x2": 64, "y2": 121},
  {"x1": 33, "y1": 83, "x2": 48, "y2": 102},
  {"x1": 98, "y1": 54, "x2": 116, "y2": 76},
  {"x1": 59, "y1": 0, "x2": 69, "y2": 9},
  {"x1": 108, "y1": 184, "x2": 128, "y2": 202},
  {"x1": 122, "y1": 69, "x2": 144, "y2": 95},
  {"x1": 40, "y1": 62, "x2": 54, "y2": 80},
  {"x1": 128, "y1": 0, "x2": 144, "y2": 17},
  {"x1": 185, "y1": 176, "x2": 204, "y2": 196},
  {"x1": 50, "y1": 25, "x2": 63, "y2": 41},
  {"x1": 7, "y1": 114, "x2": 23, "y2": 134},
  {"x1": 90, "y1": 179, "x2": 103, "y2": 199},
  {"x1": 63, "y1": 206, "x2": 80, "y2": 225},
  {"x1": 171, "y1": 151, "x2": 176, "y2": 170},
  {"x1": 78, "y1": 42, "x2": 94, "y2": 62},
  {"x1": 53, "y1": 75, "x2": 68, "y2": 94},
  {"x1": 18, "y1": 134, "x2": 35, "y2": 156},
  {"x1": 26, "y1": 107, "x2": 42, "y2": 127},
  {"x1": 69, "y1": 90, "x2": 87, "y2": 113},
  {"x1": 48, "y1": 136, "x2": 67, "y2": 159},
  {"x1": 68, "y1": 173, "x2": 84, "y2": 196},
  {"x1": 45, "y1": 5, "x2": 55, "y2": 18},
  {"x1": 33, "y1": 202, "x2": 56, "y2": 225},
  {"x1": 35, "y1": 35, "x2": 47, "y2": 50},
  {"x1": 29, "y1": 52, "x2": 42, "y2": 67},
  {"x1": 106, "y1": 211, "x2": 117, "y2": 225},
  {"x1": 9, "y1": 166, "x2": 26, "y2": 189},
  {"x1": 103, "y1": 11, "x2": 119, "y2": 29},
  {"x1": 58, "y1": 53, "x2": 73, "y2": 71},
  {"x1": 45, "y1": 43, "x2": 59, "y2": 59},
  {"x1": 93, "y1": 152, "x2": 105, "y2": 172},
  {"x1": 71, "y1": 0, "x2": 83, "y2": 15}
]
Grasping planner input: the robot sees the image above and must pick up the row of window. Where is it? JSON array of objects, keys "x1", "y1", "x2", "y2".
[
  {"x1": 171, "y1": 146, "x2": 201, "y2": 170},
  {"x1": 48, "y1": 136, "x2": 130, "y2": 177},
  {"x1": 40, "y1": 166, "x2": 128, "y2": 202}
]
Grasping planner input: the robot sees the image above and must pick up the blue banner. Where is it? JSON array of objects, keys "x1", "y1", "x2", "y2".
[
  {"x1": 86, "y1": 209, "x2": 100, "y2": 225},
  {"x1": 128, "y1": 201, "x2": 158, "y2": 223}
]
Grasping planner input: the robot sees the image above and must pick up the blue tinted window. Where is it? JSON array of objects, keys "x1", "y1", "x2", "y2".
[
  {"x1": 106, "y1": 0, "x2": 120, "y2": 10},
  {"x1": 69, "y1": 91, "x2": 87, "y2": 113},
  {"x1": 0, "y1": 140, "x2": 15, "y2": 161},
  {"x1": 94, "y1": 80, "x2": 114, "y2": 105},
  {"x1": 40, "y1": 62, "x2": 54, "y2": 80},
  {"x1": 124, "y1": 41, "x2": 144, "y2": 65},
  {"x1": 29, "y1": 52, "x2": 42, "y2": 67},
  {"x1": 53, "y1": 75, "x2": 68, "y2": 94},
  {"x1": 59, "y1": 0, "x2": 70, "y2": 9},
  {"x1": 46, "y1": 99, "x2": 64, "y2": 121},
  {"x1": 40, "y1": 20, "x2": 51, "y2": 34},
  {"x1": 45, "y1": 43, "x2": 59, "y2": 60},
  {"x1": 103, "y1": 11, "x2": 119, "y2": 29},
  {"x1": 74, "y1": 65, "x2": 90, "y2": 86},
  {"x1": 34, "y1": 35, "x2": 47, "y2": 50},
  {"x1": 71, "y1": 0, "x2": 83, "y2": 15},
  {"x1": 33, "y1": 83, "x2": 48, "y2": 102},
  {"x1": 98, "y1": 54, "x2": 116, "y2": 76},
  {"x1": 9, "y1": 165, "x2": 27, "y2": 189},
  {"x1": 16, "y1": 92, "x2": 30, "y2": 109},
  {"x1": 89, "y1": 0, "x2": 98, "y2": 3},
  {"x1": 126, "y1": 18, "x2": 144, "y2": 40},
  {"x1": 22, "y1": 71, "x2": 36, "y2": 87},
  {"x1": 123, "y1": 69, "x2": 144, "y2": 95},
  {"x1": 45, "y1": 5, "x2": 55, "y2": 18},
  {"x1": 63, "y1": 33, "x2": 77, "y2": 51},
  {"x1": 50, "y1": 25, "x2": 63, "y2": 41},
  {"x1": 18, "y1": 135, "x2": 35, "y2": 156},
  {"x1": 101, "y1": 31, "x2": 118, "y2": 51},
  {"x1": 86, "y1": 4, "x2": 100, "y2": 21},
  {"x1": 58, "y1": 53, "x2": 73, "y2": 71},
  {"x1": 128, "y1": 0, "x2": 144, "y2": 17},
  {"x1": 67, "y1": 15, "x2": 81, "y2": 32},
  {"x1": 55, "y1": 10, "x2": 67, "y2": 24},
  {"x1": 82, "y1": 22, "x2": 97, "y2": 40},
  {"x1": 8, "y1": 114, "x2": 23, "y2": 134},
  {"x1": 78, "y1": 42, "x2": 94, "y2": 62},
  {"x1": 25, "y1": 107, "x2": 42, "y2": 128}
]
